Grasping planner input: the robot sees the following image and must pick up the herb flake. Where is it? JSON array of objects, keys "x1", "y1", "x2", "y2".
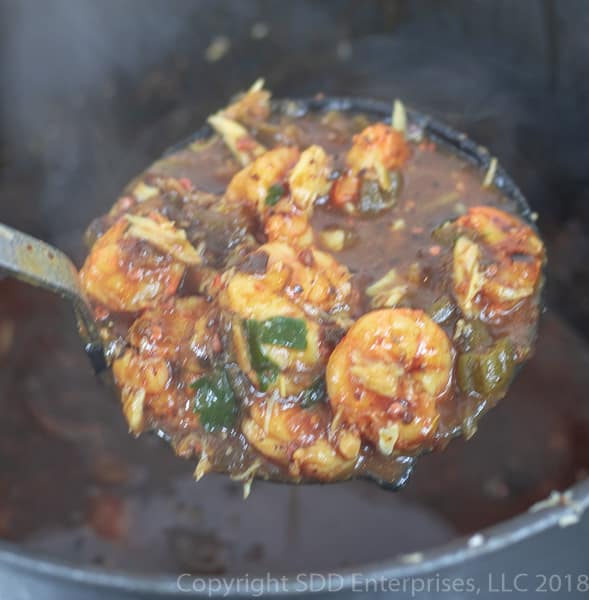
[
  {"x1": 191, "y1": 368, "x2": 238, "y2": 431},
  {"x1": 265, "y1": 183, "x2": 285, "y2": 206},
  {"x1": 255, "y1": 316, "x2": 308, "y2": 350},
  {"x1": 299, "y1": 377, "x2": 326, "y2": 408}
]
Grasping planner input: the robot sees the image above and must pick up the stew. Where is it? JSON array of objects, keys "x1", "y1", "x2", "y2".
[{"x1": 79, "y1": 82, "x2": 545, "y2": 489}]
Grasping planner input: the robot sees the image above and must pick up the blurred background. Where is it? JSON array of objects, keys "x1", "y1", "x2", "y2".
[{"x1": 1, "y1": 0, "x2": 589, "y2": 594}]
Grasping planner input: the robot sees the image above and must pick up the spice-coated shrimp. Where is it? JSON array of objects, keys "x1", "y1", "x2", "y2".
[
  {"x1": 241, "y1": 399, "x2": 360, "y2": 481},
  {"x1": 326, "y1": 308, "x2": 453, "y2": 454},
  {"x1": 452, "y1": 206, "x2": 544, "y2": 320},
  {"x1": 112, "y1": 297, "x2": 218, "y2": 433},
  {"x1": 80, "y1": 213, "x2": 201, "y2": 312},
  {"x1": 331, "y1": 122, "x2": 409, "y2": 210},
  {"x1": 221, "y1": 242, "x2": 354, "y2": 395}
]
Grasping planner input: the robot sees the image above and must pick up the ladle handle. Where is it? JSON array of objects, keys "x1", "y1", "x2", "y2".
[{"x1": 0, "y1": 223, "x2": 106, "y2": 373}]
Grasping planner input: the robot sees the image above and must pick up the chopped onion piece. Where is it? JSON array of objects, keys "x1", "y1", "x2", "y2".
[
  {"x1": 207, "y1": 114, "x2": 266, "y2": 166},
  {"x1": 378, "y1": 423, "x2": 400, "y2": 456},
  {"x1": 482, "y1": 157, "x2": 498, "y2": 188},
  {"x1": 392, "y1": 99, "x2": 407, "y2": 136},
  {"x1": 126, "y1": 215, "x2": 202, "y2": 265}
]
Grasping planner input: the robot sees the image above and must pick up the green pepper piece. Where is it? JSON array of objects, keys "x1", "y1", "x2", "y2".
[
  {"x1": 243, "y1": 319, "x2": 280, "y2": 392},
  {"x1": 460, "y1": 319, "x2": 493, "y2": 352},
  {"x1": 428, "y1": 295, "x2": 455, "y2": 324},
  {"x1": 256, "y1": 316, "x2": 308, "y2": 350},
  {"x1": 457, "y1": 338, "x2": 515, "y2": 398},
  {"x1": 359, "y1": 178, "x2": 395, "y2": 213},
  {"x1": 299, "y1": 377, "x2": 326, "y2": 408},
  {"x1": 244, "y1": 320, "x2": 276, "y2": 371},
  {"x1": 388, "y1": 169, "x2": 404, "y2": 198},
  {"x1": 265, "y1": 183, "x2": 285, "y2": 206},
  {"x1": 258, "y1": 369, "x2": 279, "y2": 392},
  {"x1": 191, "y1": 367, "x2": 238, "y2": 431},
  {"x1": 244, "y1": 317, "x2": 308, "y2": 391}
]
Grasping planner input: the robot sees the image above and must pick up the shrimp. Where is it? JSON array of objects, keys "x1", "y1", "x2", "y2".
[
  {"x1": 288, "y1": 145, "x2": 332, "y2": 213},
  {"x1": 264, "y1": 145, "x2": 332, "y2": 247},
  {"x1": 112, "y1": 297, "x2": 218, "y2": 433},
  {"x1": 326, "y1": 308, "x2": 454, "y2": 454},
  {"x1": 80, "y1": 212, "x2": 201, "y2": 312},
  {"x1": 347, "y1": 123, "x2": 410, "y2": 176},
  {"x1": 241, "y1": 399, "x2": 360, "y2": 480},
  {"x1": 452, "y1": 206, "x2": 544, "y2": 320},
  {"x1": 221, "y1": 242, "x2": 354, "y2": 394},
  {"x1": 331, "y1": 122, "x2": 409, "y2": 211},
  {"x1": 225, "y1": 146, "x2": 300, "y2": 212},
  {"x1": 226, "y1": 144, "x2": 332, "y2": 247},
  {"x1": 264, "y1": 211, "x2": 314, "y2": 248},
  {"x1": 238, "y1": 242, "x2": 354, "y2": 316},
  {"x1": 221, "y1": 270, "x2": 323, "y2": 396}
]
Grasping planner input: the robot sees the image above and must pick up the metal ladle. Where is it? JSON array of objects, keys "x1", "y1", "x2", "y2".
[{"x1": 0, "y1": 223, "x2": 106, "y2": 374}]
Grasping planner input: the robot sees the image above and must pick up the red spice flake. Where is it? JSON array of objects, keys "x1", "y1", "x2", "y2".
[
  {"x1": 411, "y1": 226, "x2": 424, "y2": 235},
  {"x1": 212, "y1": 333, "x2": 222, "y2": 353},
  {"x1": 179, "y1": 177, "x2": 193, "y2": 191},
  {"x1": 211, "y1": 273, "x2": 223, "y2": 290},
  {"x1": 429, "y1": 245, "x2": 441, "y2": 256},
  {"x1": 94, "y1": 304, "x2": 110, "y2": 321},
  {"x1": 118, "y1": 195, "x2": 135, "y2": 211},
  {"x1": 236, "y1": 135, "x2": 257, "y2": 152}
]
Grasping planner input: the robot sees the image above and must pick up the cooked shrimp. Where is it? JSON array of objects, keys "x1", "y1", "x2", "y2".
[
  {"x1": 241, "y1": 399, "x2": 359, "y2": 480},
  {"x1": 80, "y1": 213, "x2": 201, "y2": 312},
  {"x1": 288, "y1": 145, "x2": 332, "y2": 213},
  {"x1": 225, "y1": 146, "x2": 300, "y2": 212},
  {"x1": 330, "y1": 122, "x2": 409, "y2": 211},
  {"x1": 347, "y1": 123, "x2": 409, "y2": 186},
  {"x1": 264, "y1": 145, "x2": 332, "y2": 247},
  {"x1": 242, "y1": 242, "x2": 354, "y2": 315},
  {"x1": 452, "y1": 206, "x2": 544, "y2": 320},
  {"x1": 264, "y1": 211, "x2": 314, "y2": 248},
  {"x1": 112, "y1": 297, "x2": 218, "y2": 433},
  {"x1": 330, "y1": 171, "x2": 361, "y2": 210},
  {"x1": 326, "y1": 308, "x2": 453, "y2": 454},
  {"x1": 221, "y1": 270, "x2": 323, "y2": 395},
  {"x1": 221, "y1": 242, "x2": 353, "y2": 394}
]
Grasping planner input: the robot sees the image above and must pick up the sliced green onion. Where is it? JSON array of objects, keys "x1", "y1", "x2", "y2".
[
  {"x1": 191, "y1": 368, "x2": 238, "y2": 431},
  {"x1": 265, "y1": 183, "x2": 285, "y2": 206},
  {"x1": 299, "y1": 377, "x2": 326, "y2": 408},
  {"x1": 254, "y1": 316, "x2": 308, "y2": 350}
]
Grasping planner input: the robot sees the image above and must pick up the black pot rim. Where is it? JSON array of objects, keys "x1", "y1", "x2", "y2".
[
  {"x1": 1, "y1": 478, "x2": 588, "y2": 596},
  {"x1": 1, "y1": 95, "x2": 583, "y2": 596}
]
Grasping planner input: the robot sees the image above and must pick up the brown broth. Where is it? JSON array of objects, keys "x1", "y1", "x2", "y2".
[{"x1": 110, "y1": 108, "x2": 542, "y2": 484}]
